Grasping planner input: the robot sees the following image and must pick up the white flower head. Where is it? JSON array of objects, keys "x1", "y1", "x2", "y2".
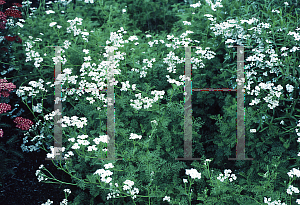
[
  {"x1": 49, "y1": 22, "x2": 57, "y2": 27},
  {"x1": 286, "y1": 84, "x2": 294, "y2": 93}
]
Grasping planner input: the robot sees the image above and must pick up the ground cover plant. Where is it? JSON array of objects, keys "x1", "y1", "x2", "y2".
[
  {"x1": 1, "y1": 0, "x2": 300, "y2": 204},
  {"x1": 0, "y1": 0, "x2": 34, "y2": 187}
]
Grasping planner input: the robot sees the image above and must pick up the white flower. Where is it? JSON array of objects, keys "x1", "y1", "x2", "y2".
[
  {"x1": 287, "y1": 168, "x2": 300, "y2": 178},
  {"x1": 129, "y1": 133, "x2": 142, "y2": 140},
  {"x1": 77, "y1": 135, "x2": 89, "y2": 140},
  {"x1": 63, "y1": 68, "x2": 72, "y2": 75},
  {"x1": 45, "y1": 10, "x2": 55, "y2": 14},
  {"x1": 71, "y1": 143, "x2": 80, "y2": 150},
  {"x1": 163, "y1": 196, "x2": 171, "y2": 202},
  {"x1": 49, "y1": 22, "x2": 57, "y2": 27},
  {"x1": 286, "y1": 84, "x2": 294, "y2": 93},
  {"x1": 204, "y1": 14, "x2": 213, "y2": 18},
  {"x1": 123, "y1": 180, "x2": 134, "y2": 188},
  {"x1": 186, "y1": 168, "x2": 201, "y2": 179},
  {"x1": 63, "y1": 189, "x2": 71, "y2": 194},
  {"x1": 16, "y1": 22, "x2": 24, "y2": 28},
  {"x1": 41, "y1": 199, "x2": 53, "y2": 205},
  {"x1": 104, "y1": 163, "x2": 114, "y2": 169},
  {"x1": 183, "y1": 21, "x2": 191, "y2": 25},
  {"x1": 151, "y1": 120, "x2": 158, "y2": 126},
  {"x1": 190, "y1": 1, "x2": 201, "y2": 8}
]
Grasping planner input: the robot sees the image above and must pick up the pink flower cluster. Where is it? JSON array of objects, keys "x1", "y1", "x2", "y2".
[
  {"x1": 0, "y1": 102, "x2": 11, "y2": 114},
  {"x1": 13, "y1": 117, "x2": 34, "y2": 131},
  {"x1": 0, "y1": 78, "x2": 16, "y2": 97},
  {"x1": 0, "y1": 79, "x2": 34, "y2": 137},
  {"x1": 0, "y1": 79, "x2": 15, "y2": 115},
  {"x1": 0, "y1": 0, "x2": 22, "y2": 29}
]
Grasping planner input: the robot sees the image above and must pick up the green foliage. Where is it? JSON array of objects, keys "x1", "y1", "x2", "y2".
[
  {"x1": 5, "y1": 0, "x2": 300, "y2": 204},
  {"x1": 0, "y1": 132, "x2": 24, "y2": 187}
]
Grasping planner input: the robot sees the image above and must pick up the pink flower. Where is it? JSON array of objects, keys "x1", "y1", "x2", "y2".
[
  {"x1": 4, "y1": 7, "x2": 22, "y2": 18},
  {"x1": 4, "y1": 35, "x2": 16, "y2": 42},
  {"x1": 13, "y1": 117, "x2": 33, "y2": 131},
  {"x1": 0, "y1": 11, "x2": 7, "y2": 30},
  {"x1": 0, "y1": 78, "x2": 16, "y2": 97},
  {"x1": 0, "y1": 129, "x2": 3, "y2": 137},
  {"x1": 0, "y1": 90, "x2": 10, "y2": 97},
  {"x1": 0, "y1": 103, "x2": 11, "y2": 114},
  {"x1": 12, "y1": 3, "x2": 22, "y2": 8}
]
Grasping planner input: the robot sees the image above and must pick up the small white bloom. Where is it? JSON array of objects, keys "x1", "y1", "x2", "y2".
[
  {"x1": 286, "y1": 84, "x2": 294, "y2": 93},
  {"x1": 163, "y1": 196, "x2": 171, "y2": 202},
  {"x1": 49, "y1": 22, "x2": 57, "y2": 27},
  {"x1": 45, "y1": 10, "x2": 55, "y2": 14},
  {"x1": 104, "y1": 163, "x2": 114, "y2": 169}
]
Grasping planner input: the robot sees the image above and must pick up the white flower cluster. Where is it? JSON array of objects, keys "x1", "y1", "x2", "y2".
[
  {"x1": 185, "y1": 168, "x2": 201, "y2": 179},
  {"x1": 217, "y1": 169, "x2": 237, "y2": 182},
  {"x1": 66, "y1": 17, "x2": 84, "y2": 38},
  {"x1": 264, "y1": 197, "x2": 287, "y2": 205},
  {"x1": 20, "y1": 15, "x2": 218, "y2": 114},
  {"x1": 93, "y1": 135, "x2": 109, "y2": 144},
  {"x1": 129, "y1": 133, "x2": 142, "y2": 140},
  {"x1": 44, "y1": 114, "x2": 88, "y2": 129},
  {"x1": 20, "y1": 119, "x2": 53, "y2": 153},
  {"x1": 205, "y1": 0, "x2": 223, "y2": 11},
  {"x1": 129, "y1": 90, "x2": 165, "y2": 110},
  {"x1": 287, "y1": 168, "x2": 300, "y2": 178},
  {"x1": 46, "y1": 146, "x2": 67, "y2": 159},
  {"x1": 163, "y1": 45, "x2": 214, "y2": 87},
  {"x1": 248, "y1": 82, "x2": 283, "y2": 109},
  {"x1": 41, "y1": 199, "x2": 53, "y2": 205},
  {"x1": 16, "y1": 79, "x2": 47, "y2": 101},
  {"x1": 120, "y1": 80, "x2": 136, "y2": 91},
  {"x1": 287, "y1": 29, "x2": 300, "y2": 41},
  {"x1": 93, "y1": 163, "x2": 139, "y2": 200},
  {"x1": 67, "y1": 134, "x2": 108, "y2": 154},
  {"x1": 163, "y1": 196, "x2": 171, "y2": 202},
  {"x1": 35, "y1": 168, "x2": 48, "y2": 182},
  {"x1": 94, "y1": 167, "x2": 114, "y2": 184},
  {"x1": 122, "y1": 180, "x2": 139, "y2": 200},
  {"x1": 130, "y1": 58, "x2": 157, "y2": 78},
  {"x1": 287, "y1": 184, "x2": 300, "y2": 195}
]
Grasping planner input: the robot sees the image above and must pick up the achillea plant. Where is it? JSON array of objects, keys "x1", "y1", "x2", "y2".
[
  {"x1": 0, "y1": 78, "x2": 24, "y2": 186},
  {"x1": 4, "y1": 0, "x2": 300, "y2": 204}
]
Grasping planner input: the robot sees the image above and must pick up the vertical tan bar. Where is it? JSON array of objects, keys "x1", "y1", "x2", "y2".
[
  {"x1": 228, "y1": 46, "x2": 253, "y2": 161},
  {"x1": 98, "y1": 47, "x2": 123, "y2": 161},
  {"x1": 45, "y1": 46, "x2": 68, "y2": 161},
  {"x1": 176, "y1": 46, "x2": 201, "y2": 161}
]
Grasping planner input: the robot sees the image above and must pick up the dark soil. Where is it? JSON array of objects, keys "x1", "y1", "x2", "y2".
[{"x1": 0, "y1": 144, "x2": 77, "y2": 205}]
